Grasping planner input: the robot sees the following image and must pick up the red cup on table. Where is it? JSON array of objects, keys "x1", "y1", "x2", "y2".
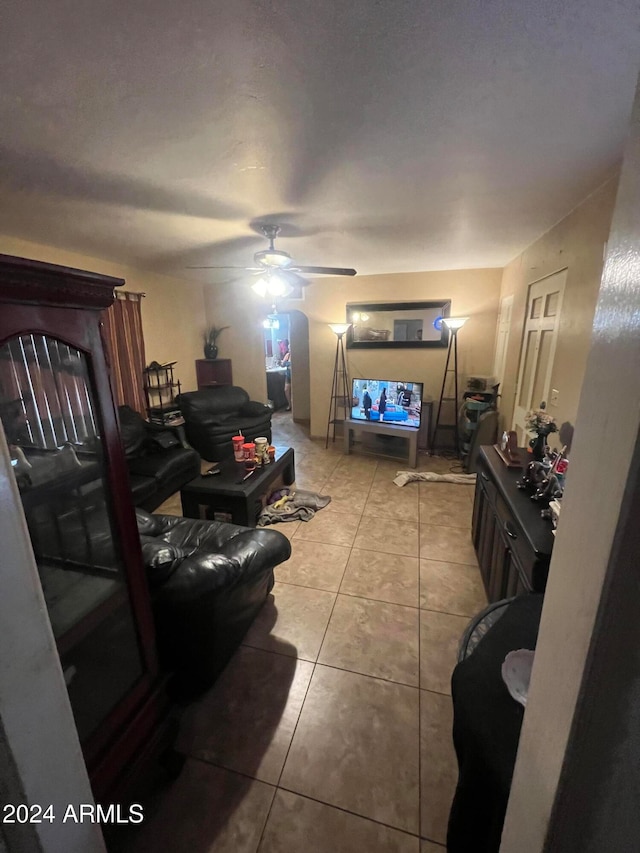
[
  {"x1": 232, "y1": 435, "x2": 244, "y2": 461},
  {"x1": 242, "y1": 442, "x2": 255, "y2": 461}
]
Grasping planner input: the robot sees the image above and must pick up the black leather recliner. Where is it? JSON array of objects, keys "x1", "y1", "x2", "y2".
[
  {"x1": 118, "y1": 405, "x2": 200, "y2": 511},
  {"x1": 136, "y1": 508, "x2": 291, "y2": 696},
  {"x1": 177, "y1": 387, "x2": 272, "y2": 462}
]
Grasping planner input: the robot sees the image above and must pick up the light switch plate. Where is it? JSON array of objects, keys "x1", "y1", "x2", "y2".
[{"x1": 550, "y1": 388, "x2": 559, "y2": 406}]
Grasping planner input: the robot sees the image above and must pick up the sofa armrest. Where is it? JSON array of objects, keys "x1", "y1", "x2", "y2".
[
  {"x1": 136, "y1": 508, "x2": 161, "y2": 536},
  {"x1": 240, "y1": 400, "x2": 272, "y2": 417},
  {"x1": 145, "y1": 421, "x2": 191, "y2": 450},
  {"x1": 140, "y1": 537, "x2": 186, "y2": 587},
  {"x1": 157, "y1": 552, "x2": 244, "y2": 599}
]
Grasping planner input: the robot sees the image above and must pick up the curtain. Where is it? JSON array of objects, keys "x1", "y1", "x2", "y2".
[{"x1": 101, "y1": 292, "x2": 147, "y2": 415}]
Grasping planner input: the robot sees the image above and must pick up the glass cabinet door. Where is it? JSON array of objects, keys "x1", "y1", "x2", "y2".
[{"x1": 0, "y1": 333, "x2": 144, "y2": 743}]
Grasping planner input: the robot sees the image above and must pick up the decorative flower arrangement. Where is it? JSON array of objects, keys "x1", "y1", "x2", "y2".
[
  {"x1": 203, "y1": 325, "x2": 230, "y2": 347},
  {"x1": 524, "y1": 402, "x2": 557, "y2": 462},
  {"x1": 524, "y1": 403, "x2": 557, "y2": 437},
  {"x1": 202, "y1": 325, "x2": 230, "y2": 359}
]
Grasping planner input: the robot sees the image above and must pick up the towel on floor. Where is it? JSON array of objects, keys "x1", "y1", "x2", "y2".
[
  {"x1": 394, "y1": 471, "x2": 477, "y2": 487},
  {"x1": 257, "y1": 489, "x2": 331, "y2": 526}
]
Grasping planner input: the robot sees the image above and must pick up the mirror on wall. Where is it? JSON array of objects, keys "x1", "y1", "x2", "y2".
[{"x1": 346, "y1": 301, "x2": 451, "y2": 349}]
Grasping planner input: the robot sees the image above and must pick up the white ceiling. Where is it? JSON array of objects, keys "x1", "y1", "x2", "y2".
[{"x1": 0, "y1": 1, "x2": 638, "y2": 281}]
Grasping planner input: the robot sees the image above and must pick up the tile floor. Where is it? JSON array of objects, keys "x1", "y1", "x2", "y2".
[{"x1": 129, "y1": 413, "x2": 486, "y2": 853}]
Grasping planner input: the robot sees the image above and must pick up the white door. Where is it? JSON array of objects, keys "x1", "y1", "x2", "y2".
[
  {"x1": 512, "y1": 270, "x2": 566, "y2": 444},
  {"x1": 493, "y1": 294, "x2": 513, "y2": 392}
]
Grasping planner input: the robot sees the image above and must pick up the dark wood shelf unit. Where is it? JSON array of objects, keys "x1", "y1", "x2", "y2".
[
  {"x1": 472, "y1": 445, "x2": 555, "y2": 602},
  {"x1": 144, "y1": 362, "x2": 182, "y2": 424}
]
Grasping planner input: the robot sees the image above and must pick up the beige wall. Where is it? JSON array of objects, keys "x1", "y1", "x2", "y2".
[
  {"x1": 498, "y1": 174, "x2": 619, "y2": 440},
  {"x1": 2, "y1": 171, "x2": 617, "y2": 441},
  {"x1": 0, "y1": 235, "x2": 206, "y2": 393},
  {"x1": 502, "y1": 85, "x2": 639, "y2": 852},
  {"x1": 208, "y1": 268, "x2": 503, "y2": 437}
]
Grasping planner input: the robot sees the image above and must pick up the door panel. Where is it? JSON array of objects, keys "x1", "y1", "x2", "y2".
[
  {"x1": 531, "y1": 329, "x2": 553, "y2": 407},
  {"x1": 513, "y1": 269, "x2": 566, "y2": 440},
  {"x1": 493, "y1": 295, "x2": 513, "y2": 391}
]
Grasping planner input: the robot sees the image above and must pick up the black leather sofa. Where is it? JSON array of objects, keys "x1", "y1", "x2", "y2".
[
  {"x1": 177, "y1": 387, "x2": 272, "y2": 462},
  {"x1": 136, "y1": 508, "x2": 291, "y2": 696},
  {"x1": 118, "y1": 405, "x2": 200, "y2": 511}
]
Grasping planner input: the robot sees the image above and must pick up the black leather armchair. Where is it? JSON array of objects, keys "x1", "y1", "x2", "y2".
[
  {"x1": 177, "y1": 387, "x2": 272, "y2": 462},
  {"x1": 118, "y1": 405, "x2": 200, "y2": 511},
  {"x1": 136, "y1": 509, "x2": 291, "y2": 696}
]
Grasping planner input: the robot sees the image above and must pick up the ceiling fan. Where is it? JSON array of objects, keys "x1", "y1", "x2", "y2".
[{"x1": 188, "y1": 224, "x2": 357, "y2": 296}]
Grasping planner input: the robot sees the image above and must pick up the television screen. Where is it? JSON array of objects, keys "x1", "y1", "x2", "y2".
[{"x1": 351, "y1": 379, "x2": 423, "y2": 428}]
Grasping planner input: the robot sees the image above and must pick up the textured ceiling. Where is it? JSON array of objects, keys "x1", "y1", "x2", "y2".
[{"x1": 0, "y1": 0, "x2": 638, "y2": 280}]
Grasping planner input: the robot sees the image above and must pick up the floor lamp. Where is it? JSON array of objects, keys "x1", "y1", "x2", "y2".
[
  {"x1": 432, "y1": 316, "x2": 469, "y2": 455},
  {"x1": 325, "y1": 323, "x2": 352, "y2": 448}
]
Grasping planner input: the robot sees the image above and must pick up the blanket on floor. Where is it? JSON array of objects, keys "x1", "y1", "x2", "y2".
[
  {"x1": 393, "y1": 471, "x2": 477, "y2": 487},
  {"x1": 257, "y1": 489, "x2": 331, "y2": 526}
]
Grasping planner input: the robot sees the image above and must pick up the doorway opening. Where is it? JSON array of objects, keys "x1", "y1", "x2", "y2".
[{"x1": 262, "y1": 310, "x2": 310, "y2": 423}]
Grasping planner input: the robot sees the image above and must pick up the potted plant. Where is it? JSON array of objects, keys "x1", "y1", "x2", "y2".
[{"x1": 203, "y1": 325, "x2": 229, "y2": 360}]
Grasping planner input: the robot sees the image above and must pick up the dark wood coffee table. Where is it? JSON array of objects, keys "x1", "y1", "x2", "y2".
[{"x1": 180, "y1": 447, "x2": 295, "y2": 527}]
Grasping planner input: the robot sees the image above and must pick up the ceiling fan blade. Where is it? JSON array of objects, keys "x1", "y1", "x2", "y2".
[
  {"x1": 186, "y1": 265, "x2": 262, "y2": 271},
  {"x1": 282, "y1": 270, "x2": 311, "y2": 288},
  {"x1": 292, "y1": 265, "x2": 357, "y2": 276}
]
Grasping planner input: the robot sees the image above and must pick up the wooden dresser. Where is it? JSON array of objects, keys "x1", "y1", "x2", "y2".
[{"x1": 472, "y1": 445, "x2": 555, "y2": 601}]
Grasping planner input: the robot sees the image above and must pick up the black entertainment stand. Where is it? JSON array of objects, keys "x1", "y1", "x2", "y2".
[
  {"x1": 343, "y1": 417, "x2": 419, "y2": 467},
  {"x1": 472, "y1": 445, "x2": 555, "y2": 601}
]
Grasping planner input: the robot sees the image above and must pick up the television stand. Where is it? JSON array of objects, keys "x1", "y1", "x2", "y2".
[{"x1": 343, "y1": 418, "x2": 418, "y2": 468}]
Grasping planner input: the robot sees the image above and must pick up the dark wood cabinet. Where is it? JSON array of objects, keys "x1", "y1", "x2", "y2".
[
  {"x1": 0, "y1": 254, "x2": 167, "y2": 803},
  {"x1": 195, "y1": 358, "x2": 233, "y2": 389},
  {"x1": 472, "y1": 445, "x2": 554, "y2": 602}
]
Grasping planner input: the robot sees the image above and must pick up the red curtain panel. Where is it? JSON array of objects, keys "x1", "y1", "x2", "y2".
[{"x1": 101, "y1": 292, "x2": 147, "y2": 416}]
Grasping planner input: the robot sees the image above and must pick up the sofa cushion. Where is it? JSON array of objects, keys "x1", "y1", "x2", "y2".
[
  {"x1": 191, "y1": 415, "x2": 271, "y2": 438},
  {"x1": 118, "y1": 405, "x2": 149, "y2": 457},
  {"x1": 178, "y1": 387, "x2": 250, "y2": 417},
  {"x1": 128, "y1": 474, "x2": 157, "y2": 505},
  {"x1": 127, "y1": 448, "x2": 198, "y2": 482},
  {"x1": 147, "y1": 431, "x2": 181, "y2": 451}
]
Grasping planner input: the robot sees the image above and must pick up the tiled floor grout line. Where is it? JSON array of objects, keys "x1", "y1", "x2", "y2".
[
  {"x1": 270, "y1": 783, "x2": 425, "y2": 841},
  {"x1": 255, "y1": 469, "x2": 363, "y2": 851},
  {"x1": 235, "y1": 641, "x2": 453, "y2": 698},
  {"x1": 159, "y1": 425, "x2": 466, "y2": 850},
  {"x1": 284, "y1": 430, "x2": 459, "y2": 847},
  {"x1": 187, "y1": 755, "x2": 444, "y2": 850},
  {"x1": 268, "y1": 577, "x2": 479, "y2": 622},
  {"x1": 269, "y1": 466, "x2": 363, "y2": 798}
]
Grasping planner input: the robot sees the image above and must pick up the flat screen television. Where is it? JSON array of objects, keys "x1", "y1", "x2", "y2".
[{"x1": 351, "y1": 378, "x2": 423, "y2": 428}]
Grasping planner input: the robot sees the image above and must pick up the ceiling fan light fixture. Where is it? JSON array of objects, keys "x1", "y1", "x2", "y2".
[
  {"x1": 254, "y1": 249, "x2": 292, "y2": 268},
  {"x1": 268, "y1": 273, "x2": 292, "y2": 297},
  {"x1": 252, "y1": 273, "x2": 293, "y2": 299},
  {"x1": 252, "y1": 277, "x2": 269, "y2": 298}
]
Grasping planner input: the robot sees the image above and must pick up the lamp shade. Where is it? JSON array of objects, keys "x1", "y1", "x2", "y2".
[
  {"x1": 442, "y1": 316, "x2": 469, "y2": 331},
  {"x1": 328, "y1": 323, "x2": 351, "y2": 336}
]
